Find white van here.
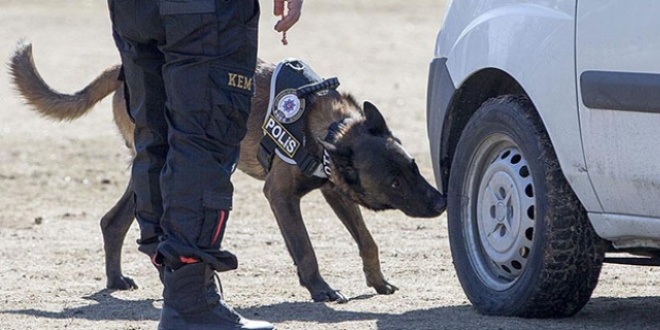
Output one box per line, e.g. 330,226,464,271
427,0,660,318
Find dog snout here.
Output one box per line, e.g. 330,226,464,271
400,188,446,218
421,186,447,217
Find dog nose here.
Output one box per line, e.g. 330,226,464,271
425,187,447,216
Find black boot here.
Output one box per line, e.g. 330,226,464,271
159,263,275,330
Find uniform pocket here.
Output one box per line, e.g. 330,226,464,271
208,91,251,147
207,67,253,147
159,0,215,15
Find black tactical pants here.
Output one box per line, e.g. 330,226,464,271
108,0,259,271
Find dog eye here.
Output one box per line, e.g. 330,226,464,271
391,179,400,189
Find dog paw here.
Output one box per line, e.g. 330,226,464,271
373,281,399,295
312,290,349,304
106,275,138,290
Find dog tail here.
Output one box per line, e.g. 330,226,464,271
8,41,122,121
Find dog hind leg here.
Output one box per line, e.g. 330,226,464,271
100,177,138,290
320,187,398,295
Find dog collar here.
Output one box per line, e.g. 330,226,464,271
312,119,350,178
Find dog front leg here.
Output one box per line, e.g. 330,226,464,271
100,177,138,290
321,187,398,295
263,177,348,303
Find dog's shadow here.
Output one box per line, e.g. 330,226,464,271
1,290,387,323
2,289,161,322
5,292,660,329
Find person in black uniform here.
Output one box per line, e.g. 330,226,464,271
107,0,302,329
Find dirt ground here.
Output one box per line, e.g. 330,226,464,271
2,1,660,329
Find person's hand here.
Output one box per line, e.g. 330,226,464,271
274,0,303,32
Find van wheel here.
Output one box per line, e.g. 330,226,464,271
447,95,606,318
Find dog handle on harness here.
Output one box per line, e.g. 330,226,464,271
296,77,340,98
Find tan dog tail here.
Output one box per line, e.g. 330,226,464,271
8,41,122,121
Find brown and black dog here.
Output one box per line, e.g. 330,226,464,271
9,42,446,303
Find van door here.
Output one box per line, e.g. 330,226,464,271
577,0,660,217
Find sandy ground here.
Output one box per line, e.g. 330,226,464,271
1,1,660,329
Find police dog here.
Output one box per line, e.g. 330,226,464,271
9,43,446,303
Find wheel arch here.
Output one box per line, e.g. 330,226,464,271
439,68,526,195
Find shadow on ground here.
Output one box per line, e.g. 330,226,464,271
2,290,160,322
241,296,660,330
3,292,660,329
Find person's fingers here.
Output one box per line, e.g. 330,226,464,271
274,0,302,32
274,15,299,32
273,0,284,16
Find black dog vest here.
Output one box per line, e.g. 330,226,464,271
257,59,339,177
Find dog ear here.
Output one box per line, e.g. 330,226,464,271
363,101,391,136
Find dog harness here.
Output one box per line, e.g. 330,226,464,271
258,59,340,178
